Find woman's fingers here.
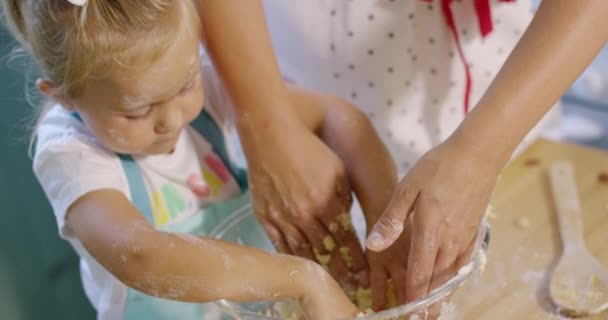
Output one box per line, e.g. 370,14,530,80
260,219,292,254
405,202,440,302
275,219,316,260
428,244,460,292
366,181,418,251
370,265,388,311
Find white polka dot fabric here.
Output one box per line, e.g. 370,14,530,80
264,0,560,174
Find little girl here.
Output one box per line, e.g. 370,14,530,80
1,0,399,319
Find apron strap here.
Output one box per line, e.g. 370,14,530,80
118,154,155,224
420,0,516,114
70,112,155,223
70,109,248,226
190,109,248,191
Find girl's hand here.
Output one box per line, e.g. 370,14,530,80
246,121,369,290
298,261,359,320
366,137,500,302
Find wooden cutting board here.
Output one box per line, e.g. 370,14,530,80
450,139,608,319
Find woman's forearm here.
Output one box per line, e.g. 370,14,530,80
454,0,608,166
197,0,297,138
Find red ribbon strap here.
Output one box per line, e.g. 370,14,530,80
421,0,515,114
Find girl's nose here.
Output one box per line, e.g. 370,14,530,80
154,105,182,134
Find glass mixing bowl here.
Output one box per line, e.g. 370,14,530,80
208,200,490,320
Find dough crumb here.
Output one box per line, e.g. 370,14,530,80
598,172,608,185
355,309,374,317
484,205,497,219
353,280,399,311
337,212,353,231
313,249,331,267
339,247,353,267
515,217,530,229
524,158,541,167
478,250,488,273
355,287,373,311
323,236,336,252
329,222,339,233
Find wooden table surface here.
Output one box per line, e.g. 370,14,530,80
448,139,608,319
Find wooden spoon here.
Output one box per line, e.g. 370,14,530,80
548,161,608,317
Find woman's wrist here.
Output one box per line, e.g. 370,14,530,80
448,84,535,173
447,120,512,175
235,101,309,159
235,106,299,136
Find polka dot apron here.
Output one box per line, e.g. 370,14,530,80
263,0,560,174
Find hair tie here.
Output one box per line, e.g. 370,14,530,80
66,0,87,6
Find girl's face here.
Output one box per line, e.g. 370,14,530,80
66,23,204,155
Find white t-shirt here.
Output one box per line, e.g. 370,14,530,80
264,0,560,173
33,65,242,319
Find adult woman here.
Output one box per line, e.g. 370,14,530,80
197,0,608,308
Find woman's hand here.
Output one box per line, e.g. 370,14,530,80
366,217,412,311
366,137,501,302
246,120,369,290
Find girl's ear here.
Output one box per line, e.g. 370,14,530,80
36,78,76,111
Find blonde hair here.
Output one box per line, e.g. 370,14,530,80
1,0,200,98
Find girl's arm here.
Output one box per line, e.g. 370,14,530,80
197,0,369,287
288,86,401,307
286,87,398,232
66,189,357,320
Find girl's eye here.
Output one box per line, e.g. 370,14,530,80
125,106,152,122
